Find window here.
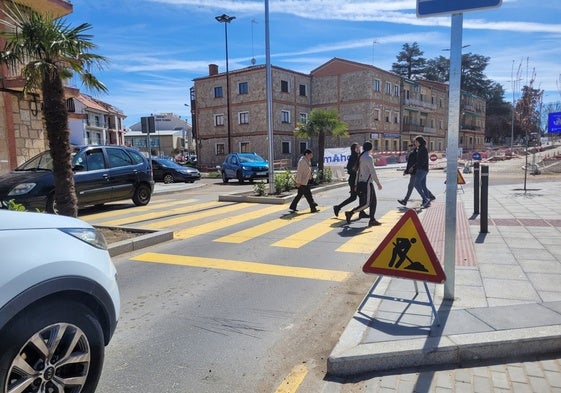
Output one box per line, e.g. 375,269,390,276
385,110,390,123
282,141,291,154
373,109,380,121
299,84,307,97
240,142,250,152
405,89,410,99
281,80,289,93
214,114,224,126
394,113,399,124
238,111,249,124
94,115,101,127
385,82,391,94
394,85,400,97
107,148,133,168
82,149,105,171
214,86,223,98
299,112,308,124
431,96,435,105
439,120,444,129
299,142,308,154
281,110,290,123
216,143,225,155
373,79,381,92
238,82,248,95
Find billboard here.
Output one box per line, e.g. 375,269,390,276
548,112,561,134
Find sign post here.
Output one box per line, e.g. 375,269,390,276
417,0,502,301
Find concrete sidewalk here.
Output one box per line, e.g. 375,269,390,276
328,177,561,376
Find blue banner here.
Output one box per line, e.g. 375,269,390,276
548,112,561,134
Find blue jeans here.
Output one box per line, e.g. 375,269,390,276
414,169,430,203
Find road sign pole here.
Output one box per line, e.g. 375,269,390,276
444,13,463,301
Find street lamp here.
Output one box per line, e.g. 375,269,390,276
216,13,235,154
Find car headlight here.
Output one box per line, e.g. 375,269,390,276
8,183,36,196
242,166,250,171
59,228,108,250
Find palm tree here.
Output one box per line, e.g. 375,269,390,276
0,4,108,217
295,109,348,181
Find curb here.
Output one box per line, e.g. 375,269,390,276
98,225,174,257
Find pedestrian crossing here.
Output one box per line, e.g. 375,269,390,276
80,199,405,254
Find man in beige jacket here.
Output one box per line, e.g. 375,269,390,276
289,149,319,213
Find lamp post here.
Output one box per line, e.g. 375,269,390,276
216,13,235,154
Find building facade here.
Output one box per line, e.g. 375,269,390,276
126,112,192,158
192,57,486,170
0,0,74,174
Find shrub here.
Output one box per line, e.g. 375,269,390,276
253,181,266,196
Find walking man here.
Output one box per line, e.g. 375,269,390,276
413,136,432,208
289,149,319,213
333,142,367,219
344,141,382,227
398,142,435,206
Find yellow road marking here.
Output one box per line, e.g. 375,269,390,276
143,202,255,229
95,200,221,227
272,217,343,248
173,204,289,239
79,199,196,221
274,364,308,393
131,252,350,282
336,210,403,254
215,209,310,244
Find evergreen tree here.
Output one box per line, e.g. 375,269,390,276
391,42,426,79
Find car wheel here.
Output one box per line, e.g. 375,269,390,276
237,171,244,184
0,300,104,393
221,172,229,183
132,184,152,206
163,174,175,184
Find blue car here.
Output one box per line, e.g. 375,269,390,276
220,152,269,183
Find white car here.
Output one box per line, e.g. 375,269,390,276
0,210,120,393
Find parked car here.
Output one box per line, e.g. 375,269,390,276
0,145,154,213
220,152,269,183
0,209,120,392
152,157,201,183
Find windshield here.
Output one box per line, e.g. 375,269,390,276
155,158,184,169
238,154,266,164
16,151,54,171
16,147,82,171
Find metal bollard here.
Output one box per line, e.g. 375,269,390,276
473,162,480,215
480,165,489,233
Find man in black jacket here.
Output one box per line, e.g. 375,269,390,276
398,143,435,206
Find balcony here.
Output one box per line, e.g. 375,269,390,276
17,0,73,18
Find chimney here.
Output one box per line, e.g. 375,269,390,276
209,64,219,76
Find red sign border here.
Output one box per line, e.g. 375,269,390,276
362,209,446,283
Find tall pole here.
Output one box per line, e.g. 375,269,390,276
216,14,235,154
443,12,463,301
265,0,275,193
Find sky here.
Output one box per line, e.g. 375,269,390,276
65,0,561,128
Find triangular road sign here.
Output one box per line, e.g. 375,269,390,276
362,209,446,283
457,169,466,185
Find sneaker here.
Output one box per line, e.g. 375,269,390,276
311,202,318,207
358,211,369,219
368,219,382,227
429,195,436,201
421,200,431,208
333,206,340,217
397,199,407,206
311,208,319,213
289,207,298,213
345,211,353,224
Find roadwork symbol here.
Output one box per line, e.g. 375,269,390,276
362,209,446,283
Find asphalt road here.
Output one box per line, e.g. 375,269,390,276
81,155,559,393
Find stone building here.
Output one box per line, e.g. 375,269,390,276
191,57,487,170
0,0,74,175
